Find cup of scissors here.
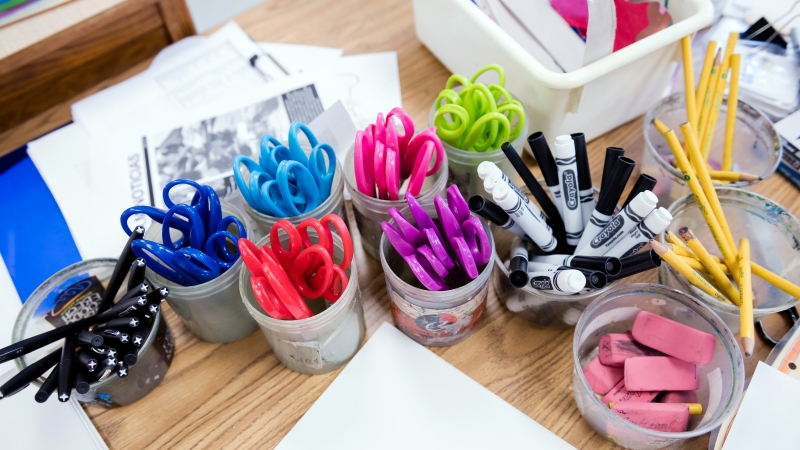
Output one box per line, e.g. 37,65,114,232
121,179,258,343
233,122,345,235
238,214,365,374
344,107,449,259
380,185,495,346
427,64,529,200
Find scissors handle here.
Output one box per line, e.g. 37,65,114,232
354,130,375,197
309,143,336,199
204,231,240,269
462,217,492,266
287,122,316,166
131,240,200,286
163,179,206,210
320,214,353,271
289,245,334,299
162,204,205,251
251,276,293,320
386,107,415,151
387,207,425,248
270,219,303,271
406,141,434,197
172,247,222,284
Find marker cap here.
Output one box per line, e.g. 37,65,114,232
628,190,658,217
483,175,502,195
554,135,575,158
643,207,673,235
492,183,513,207
477,161,502,181
468,195,511,227
528,132,559,187
609,250,661,281
622,173,657,208
601,147,625,191
569,255,622,276
571,132,592,189
560,269,587,293
596,156,635,215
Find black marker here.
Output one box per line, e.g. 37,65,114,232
116,361,129,378
98,225,145,312
508,237,530,288
622,174,657,208
77,351,99,373
527,261,606,289
57,334,77,402
529,132,563,217
117,283,150,305
100,329,131,346
74,370,91,395
120,347,138,366
35,362,60,403
607,249,662,282
94,316,141,332
76,330,104,348
131,327,150,348
0,348,61,399
146,287,169,306
601,147,625,191
127,258,147,291
503,140,566,243
571,132,595,227
575,155,635,253
529,254,621,276
468,195,529,239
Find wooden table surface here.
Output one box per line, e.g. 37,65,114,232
7,0,797,448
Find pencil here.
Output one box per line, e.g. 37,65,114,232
665,230,690,250
697,50,721,141
708,170,760,182
677,255,729,274
654,118,670,135
695,41,717,127
651,240,733,304
722,53,741,171
738,238,755,357
679,226,741,305
702,33,739,160
681,36,697,131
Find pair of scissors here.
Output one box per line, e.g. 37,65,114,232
233,122,337,217
354,107,444,200
120,179,247,286
433,64,526,152
238,214,353,320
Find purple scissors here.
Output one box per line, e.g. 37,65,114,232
434,197,492,278
381,223,448,291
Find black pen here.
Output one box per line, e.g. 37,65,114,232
57,334,77,402
131,327,150,349
34,362,60,403
99,330,131,346
77,351,99,373
74,370,92,395
126,258,147,291
116,361,129,378
120,347,138,366
98,226,145,312
94,316,141,332
0,348,61,399
77,330,104,348
118,283,150,303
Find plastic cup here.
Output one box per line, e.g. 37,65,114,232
13,259,174,408
240,233,365,375
380,201,495,346
573,283,745,450
144,200,258,343
641,92,781,205
493,182,620,329
658,187,800,333
427,94,529,200
239,159,346,237
344,144,448,260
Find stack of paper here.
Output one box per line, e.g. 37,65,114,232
28,21,403,260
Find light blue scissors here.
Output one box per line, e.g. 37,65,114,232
233,122,337,217
120,179,247,286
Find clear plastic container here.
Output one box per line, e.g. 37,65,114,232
239,233,365,375
658,187,800,333
13,259,173,408
144,201,258,343
493,183,619,329
344,144,448,260
427,97,529,200
573,283,745,450
239,160,346,236
380,201,495,346
641,92,781,205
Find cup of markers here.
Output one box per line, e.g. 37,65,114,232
232,122,346,235
344,107,448,259
379,186,495,346
238,214,365,375
473,132,671,328
120,179,258,343
428,64,528,199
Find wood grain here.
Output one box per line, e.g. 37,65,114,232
3,0,796,448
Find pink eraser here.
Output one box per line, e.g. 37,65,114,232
631,311,716,366
601,379,659,404
661,390,697,404
583,357,625,395
611,402,690,432
599,332,661,367
625,356,700,391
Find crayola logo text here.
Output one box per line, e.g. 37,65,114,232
530,276,553,290
562,170,578,210
591,216,624,248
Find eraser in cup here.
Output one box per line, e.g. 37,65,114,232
624,356,700,391
601,379,659,404
631,311,716,366
599,332,661,367
611,402,690,432
583,356,624,395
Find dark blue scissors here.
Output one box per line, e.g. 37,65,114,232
120,180,247,286
233,122,337,217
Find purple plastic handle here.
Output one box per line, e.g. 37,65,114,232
388,207,426,247
381,222,417,257
422,227,455,271
405,192,443,242
434,196,464,241
462,217,492,266
416,244,451,280
446,185,471,224
381,222,447,291
451,237,479,279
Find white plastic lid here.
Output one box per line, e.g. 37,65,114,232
553,135,576,158
643,207,673,234
629,190,659,216
483,175,502,194
561,270,586,293
477,161,502,180
491,183,513,208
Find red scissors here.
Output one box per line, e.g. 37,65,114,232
239,214,353,320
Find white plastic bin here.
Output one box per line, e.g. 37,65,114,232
413,0,714,141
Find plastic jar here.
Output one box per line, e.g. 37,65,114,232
344,144,448,260
13,259,173,408
427,94,529,200
144,200,258,343
641,92,781,206
380,201,495,346
239,160,346,236
573,283,744,450
658,187,800,333
240,232,365,375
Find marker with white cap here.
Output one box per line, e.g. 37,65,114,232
527,261,607,290
492,183,557,252
527,269,586,295
477,161,531,207
604,207,673,258
554,135,583,245
484,175,548,225
577,190,658,257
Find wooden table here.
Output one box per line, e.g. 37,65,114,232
6,0,797,448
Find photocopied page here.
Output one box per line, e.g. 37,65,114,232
277,322,577,450
260,43,344,75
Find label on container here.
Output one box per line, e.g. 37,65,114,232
281,340,324,369
389,289,487,345
41,275,106,328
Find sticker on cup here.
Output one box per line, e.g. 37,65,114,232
389,289,487,345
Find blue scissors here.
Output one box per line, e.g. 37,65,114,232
233,122,337,217
120,179,247,286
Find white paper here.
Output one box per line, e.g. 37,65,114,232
330,52,402,130
276,322,577,450
308,100,358,162
0,257,108,450
485,0,563,73
774,109,800,149
722,362,800,449
260,43,344,75
500,0,585,72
